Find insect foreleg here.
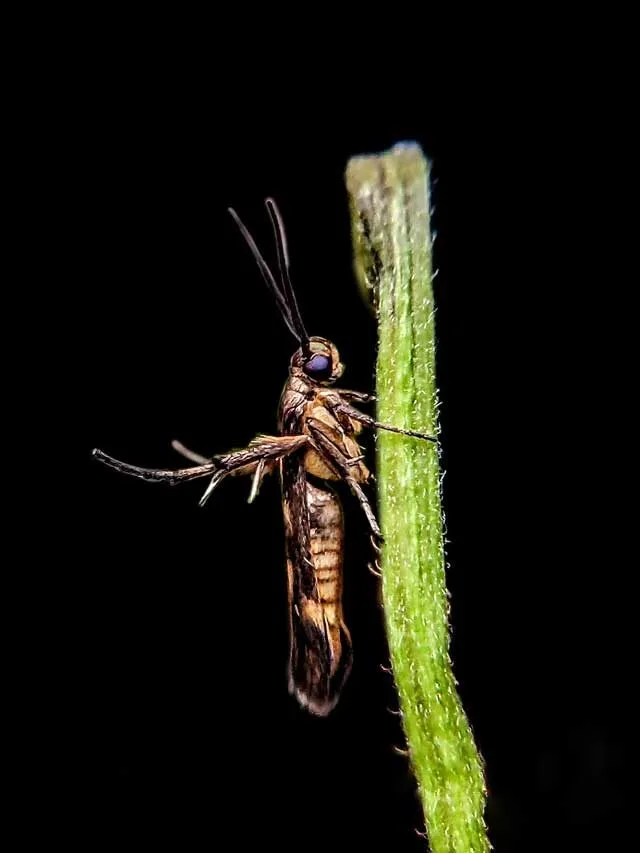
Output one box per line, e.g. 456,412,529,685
307,420,381,540
335,402,437,443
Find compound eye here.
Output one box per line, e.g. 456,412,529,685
304,353,332,380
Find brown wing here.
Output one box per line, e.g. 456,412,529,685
281,455,352,716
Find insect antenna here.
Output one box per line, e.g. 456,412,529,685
228,206,302,344
264,198,309,349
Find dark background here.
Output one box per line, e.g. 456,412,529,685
31,33,629,853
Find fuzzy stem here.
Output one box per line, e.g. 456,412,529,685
345,143,489,852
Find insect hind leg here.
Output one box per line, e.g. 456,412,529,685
198,434,309,506
93,434,308,500
171,440,211,465
92,449,220,484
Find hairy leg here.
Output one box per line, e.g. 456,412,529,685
307,420,381,540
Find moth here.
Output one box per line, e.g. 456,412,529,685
93,199,436,716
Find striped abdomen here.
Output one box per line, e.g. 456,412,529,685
309,480,349,672
288,479,353,716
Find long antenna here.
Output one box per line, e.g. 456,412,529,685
264,198,309,348
228,207,301,343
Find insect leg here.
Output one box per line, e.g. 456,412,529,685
199,434,309,506
92,434,308,499
215,435,308,473
92,449,221,484
338,390,376,404
307,420,381,540
170,439,277,500
247,458,267,504
334,401,437,443
171,440,211,464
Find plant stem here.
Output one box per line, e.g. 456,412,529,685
345,143,489,853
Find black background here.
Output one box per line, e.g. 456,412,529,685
30,30,630,853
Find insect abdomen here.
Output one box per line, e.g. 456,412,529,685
289,480,352,716
311,480,342,585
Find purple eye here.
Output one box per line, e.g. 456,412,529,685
304,353,332,379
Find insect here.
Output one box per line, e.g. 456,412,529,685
93,198,436,715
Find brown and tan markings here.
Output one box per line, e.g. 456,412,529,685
93,198,436,716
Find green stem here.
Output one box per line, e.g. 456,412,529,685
346,143,489,852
